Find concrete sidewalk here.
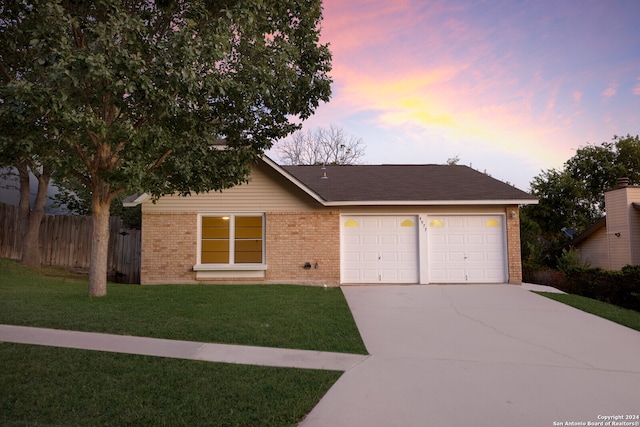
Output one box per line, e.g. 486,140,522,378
300,285,640,427
0,324,368,371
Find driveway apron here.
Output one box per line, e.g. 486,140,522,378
300,285,640,427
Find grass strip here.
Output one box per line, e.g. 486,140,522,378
1,343,341,427
0,259,367,354
536,292,640,332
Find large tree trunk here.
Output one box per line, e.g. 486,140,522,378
88,180,114,297
16,160,31,245
21,165,52,267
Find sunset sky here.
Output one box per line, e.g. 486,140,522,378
269,0,640,191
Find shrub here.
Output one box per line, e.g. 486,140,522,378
562,266,640,312
526,263,640,312
556,247,589,274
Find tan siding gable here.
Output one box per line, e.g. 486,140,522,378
576,226,610,269
143,162,325,213
605,187,632,269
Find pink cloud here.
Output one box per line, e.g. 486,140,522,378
313,0,634,175
573,91,583,102
633,78,640,96
602,85,617,98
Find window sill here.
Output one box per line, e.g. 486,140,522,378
193,264,267,280
193,264,267,271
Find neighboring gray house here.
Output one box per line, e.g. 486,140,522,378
0,167,69,215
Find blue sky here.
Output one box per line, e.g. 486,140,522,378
268,0,640,191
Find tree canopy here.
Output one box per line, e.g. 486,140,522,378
522,134,640,267
0,0,332,295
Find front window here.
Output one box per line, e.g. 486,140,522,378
201,215,264,265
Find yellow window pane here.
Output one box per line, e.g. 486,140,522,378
202,240,229,252
235,251,262,263
202,227,229,239
202,217,230,227
235,227,262,239
201,251,229,263
235,216,262,227
235,239,262,252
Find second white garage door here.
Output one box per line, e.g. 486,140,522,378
342,216,418,284
428,215,506,283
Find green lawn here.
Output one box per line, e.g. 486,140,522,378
0,258,366,354
536,292,640,332
1,344,341,426
0,258,366,426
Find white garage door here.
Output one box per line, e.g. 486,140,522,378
428,215,506,283
342,216,418,283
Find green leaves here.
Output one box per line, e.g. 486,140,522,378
526,134,640,239
2,0,332,294
4,0,332,192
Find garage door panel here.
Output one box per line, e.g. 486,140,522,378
447,269,467,281
428,215,506,283
430,235,446,245
430,252,446,262
361,269,381,281
485,235,502,244
343,235,360,245
447,235,464,245
467,234,484,245
486,269,505,280
448,252,466,262
399,252,417,262
362,235,379,245
380,217,398,228
430,269,446,281
467,269,486,281
466,252,484,263
343,252,361,262
362,252,379,262
486,251,503,262
342,216,418,284
466,217,483,227
448,217,465,227
380,252,398,262
399,235,415,245
381,235,398,245
380,269,398,281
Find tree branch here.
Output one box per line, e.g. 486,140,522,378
147,149,173,172
71,24,86,48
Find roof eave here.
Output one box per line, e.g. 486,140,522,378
322,199,539,207
122,193,151,207
261,156,328,205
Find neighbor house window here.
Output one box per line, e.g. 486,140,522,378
201,215,264,264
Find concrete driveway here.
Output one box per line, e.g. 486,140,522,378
300,285,640,427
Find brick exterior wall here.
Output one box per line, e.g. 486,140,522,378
265,212,341,286
141,211,340,285
141,212,198,284
505,205,522,284
142,209,522,286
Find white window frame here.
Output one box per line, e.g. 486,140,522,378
194,213,267,276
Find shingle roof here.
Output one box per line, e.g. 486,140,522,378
280,164,535,203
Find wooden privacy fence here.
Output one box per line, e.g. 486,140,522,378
0,202,141,284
